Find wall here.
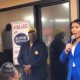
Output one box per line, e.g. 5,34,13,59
70,0,78,21
0,0,39,9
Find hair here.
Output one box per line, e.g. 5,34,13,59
0,62,17,80
6,23,12,31
71,18,80,26
70,18,80,36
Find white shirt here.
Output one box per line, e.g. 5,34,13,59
71,45,76,67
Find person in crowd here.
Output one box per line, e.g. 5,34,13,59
50,32,67,80
18,27,48,80
0,62,20,80
60,18,80,80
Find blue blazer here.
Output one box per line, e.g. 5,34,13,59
60,41,80,80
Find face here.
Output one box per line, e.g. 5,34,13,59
10,69,20,80
71,22,80,39
28,31,37,42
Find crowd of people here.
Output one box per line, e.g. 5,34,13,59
0,18,80,80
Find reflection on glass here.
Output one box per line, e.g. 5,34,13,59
0,6,34,29
24,15,34,26
0,6,34,50
63,2,69,8
41,2,70,80
41,2,70,47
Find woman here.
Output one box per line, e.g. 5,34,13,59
60,18,80,80
0,62,20,80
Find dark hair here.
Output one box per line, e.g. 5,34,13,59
6,23,11,31
70,18,80,36
0,62,16,74
71,18,80,26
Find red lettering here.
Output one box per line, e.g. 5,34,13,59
13,23,28,29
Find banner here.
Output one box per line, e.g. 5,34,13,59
11,20,31,65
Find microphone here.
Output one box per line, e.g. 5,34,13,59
70,35,75,44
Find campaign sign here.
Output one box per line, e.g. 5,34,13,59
11,20,30,65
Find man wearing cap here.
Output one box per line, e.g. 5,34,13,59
18,27,48,80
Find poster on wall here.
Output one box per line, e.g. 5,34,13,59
11,20,31,65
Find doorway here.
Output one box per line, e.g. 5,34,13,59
41,2,70,80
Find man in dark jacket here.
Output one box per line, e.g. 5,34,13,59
18,27,48,80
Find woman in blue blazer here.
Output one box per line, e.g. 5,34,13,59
60,18,80,80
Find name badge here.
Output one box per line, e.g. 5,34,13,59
35,51,39,55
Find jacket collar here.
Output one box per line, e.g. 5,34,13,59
74,41,80,56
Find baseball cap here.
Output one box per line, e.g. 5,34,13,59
28,27,36,33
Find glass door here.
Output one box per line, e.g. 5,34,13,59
41,2,70,80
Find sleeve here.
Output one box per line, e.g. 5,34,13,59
30,43,48,68
59,50,68,63
59,40,70,63
17,44,24,67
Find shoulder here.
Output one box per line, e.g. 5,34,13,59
38,40,47,48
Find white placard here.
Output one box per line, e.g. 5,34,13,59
11,20,31,65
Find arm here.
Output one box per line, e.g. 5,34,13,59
17,44,24,67
59,43,72,63
59,50,68,63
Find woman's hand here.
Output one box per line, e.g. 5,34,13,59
65,43,72,54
